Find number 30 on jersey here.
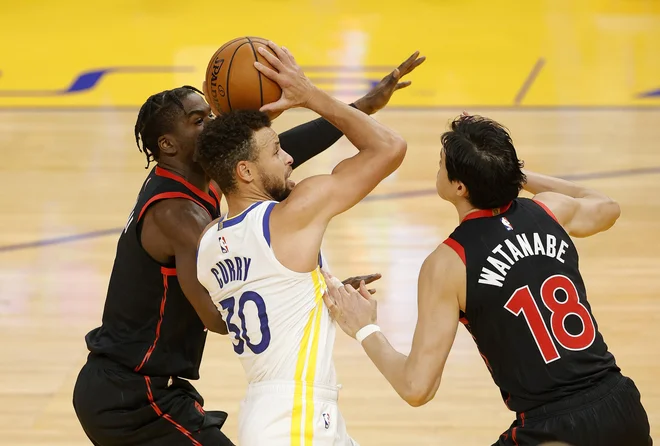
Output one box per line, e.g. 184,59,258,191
504,275,596,363
220,292,271,355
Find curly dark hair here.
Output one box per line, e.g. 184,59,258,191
441,115,526,209
134,86,203,168
195,110,271,193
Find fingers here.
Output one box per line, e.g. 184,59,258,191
368,289,377,295
361,273,382,285
321,269,343,299
257,46,285,72
322,290,336,312
321,269,336,287
358,280,372,299
339,283,353,300
390,67,401,82
259,98,290,114
281,46,296,65
267,41,291,67
409,55,426,71
398,51,420,71
398,52,426,76
254,61,280,82
394,81,412,91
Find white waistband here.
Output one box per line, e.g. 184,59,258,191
247,380,341,402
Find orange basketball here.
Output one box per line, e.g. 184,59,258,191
204,37,282,116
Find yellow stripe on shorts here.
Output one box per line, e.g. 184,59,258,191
304,269,326,445
290,268,326,446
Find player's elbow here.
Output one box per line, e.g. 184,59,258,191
603,199,621,227
402,378,440,407
570,198,621,238
403,389,435,407
201,313,229,335
207,321,229,335
593,199,621,234
387,135,407,169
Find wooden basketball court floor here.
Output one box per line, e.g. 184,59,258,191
0,108,657,445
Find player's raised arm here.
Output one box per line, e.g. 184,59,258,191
255,41,408,225
523,170,621,238
278,50,425,170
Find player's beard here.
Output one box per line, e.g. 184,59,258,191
261,171,292,202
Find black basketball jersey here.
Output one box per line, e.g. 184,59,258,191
444,198,619,413
85,166,222,379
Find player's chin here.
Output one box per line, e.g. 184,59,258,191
286,179,296,189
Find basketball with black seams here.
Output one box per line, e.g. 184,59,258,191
204,37,282,116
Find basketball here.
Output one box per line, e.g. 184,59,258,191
204,37,282,116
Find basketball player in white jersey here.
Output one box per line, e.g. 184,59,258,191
195,41,412,445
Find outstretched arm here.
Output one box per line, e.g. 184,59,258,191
253,41,408,272
322,244,462,407
279,51,425,170
524,170,621,238
279,117,344,169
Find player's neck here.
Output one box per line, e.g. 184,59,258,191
157,161,209,192
224,191,271,219
455,200,479,223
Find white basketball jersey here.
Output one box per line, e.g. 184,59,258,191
197,200,336,387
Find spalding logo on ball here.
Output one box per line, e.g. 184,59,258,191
204,37,282,116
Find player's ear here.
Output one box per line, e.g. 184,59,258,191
236,160,254,184
455,180,468,199
158,135,177,156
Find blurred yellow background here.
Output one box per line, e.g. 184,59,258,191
0,0,658,108
0,1,659,445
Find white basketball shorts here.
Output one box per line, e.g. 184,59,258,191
237,380,359,446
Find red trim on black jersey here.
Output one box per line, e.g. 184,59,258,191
161,266,177,276
144,376,203,446
209,183,221,205
135,271,170,373
510,413,525,445
155,167,216,208
532,199,560,223
480,352,494,373
443,237,466,265
462,201,513,222
137,192,212,223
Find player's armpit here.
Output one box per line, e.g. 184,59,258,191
533,191,621,238
151,199,228,335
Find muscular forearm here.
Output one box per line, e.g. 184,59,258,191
523,170,604,199
361,333,417,404
279,117,343,169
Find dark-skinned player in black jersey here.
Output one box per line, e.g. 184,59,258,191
323,114,652,446
72,52,425,446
